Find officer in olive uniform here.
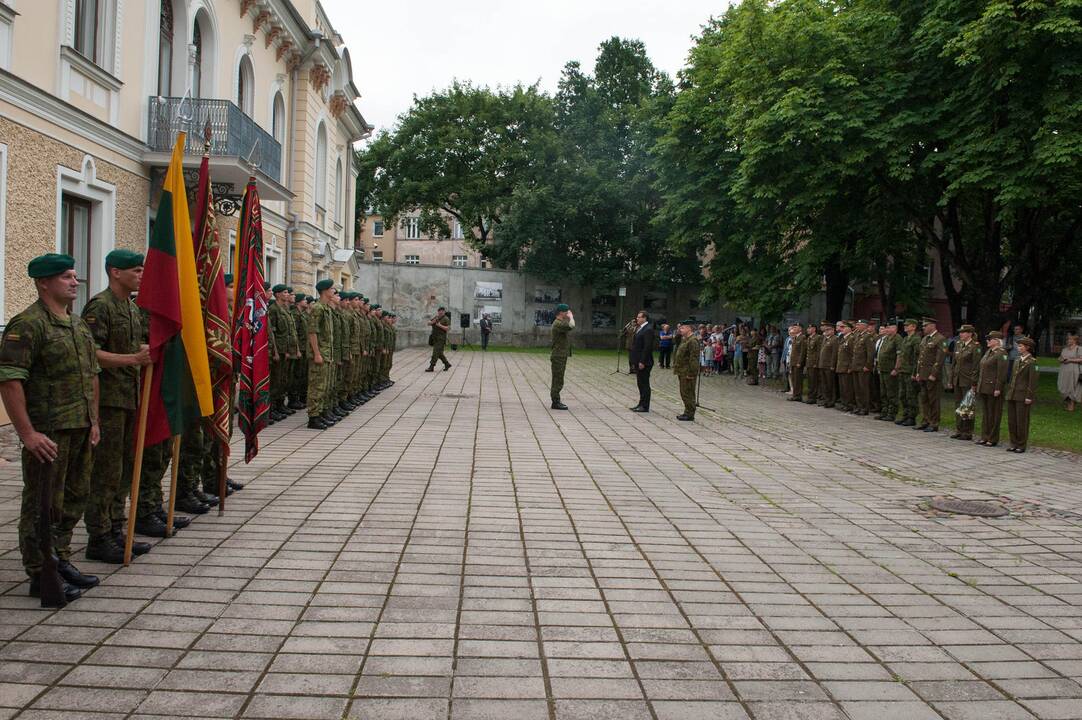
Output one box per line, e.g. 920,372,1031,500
349,295,368,405
306,279,337,429
835,321,854,411
369,304,384,392
868,320,882,413
850,319,872,415
875,320,900,421
385,312,398,386
0,254,101,605
673,319,699,421
817,322,838,407
1006,337,1038,452
896,319,921,425
268,284,299,422
914,317,948,431
550,303,574,409
804,323,821,405
290,293,309,407
82,251,162,564
977,331,1009,446
949,324,981,440
427,307,452,372
786,323,806,401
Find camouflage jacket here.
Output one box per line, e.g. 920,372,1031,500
82,288,142,409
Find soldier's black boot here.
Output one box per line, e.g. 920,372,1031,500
226,479,245,491
322,413,338,426
113,530,151,556
551,401,568,410
86,535,126,564
194,489,219,507
175,494,210,514
29,577,81,606
153,508,191,529
58,560,99,589
443,362,451,371
288,399,306,410
307,416,329,430
425,365,435,372
135,513,170,538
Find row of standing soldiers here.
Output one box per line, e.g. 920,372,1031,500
264,280,398,431
785,317,1040,452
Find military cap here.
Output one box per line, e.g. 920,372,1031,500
841,320,854,328
361,296,369,303
272,283,288,294
224,273,234,285
1017,336,1036,350
904,318,919,326
922,316,937,324
987,330,1004,339
28,253,76,278
856,318,868,325
294,292,306,303
262,281,270,290
315,278,334,292
819,320,832,327
105,248,144,269
387,312,396,318
678,318,695,327
556,303,570,313
958,324,975,334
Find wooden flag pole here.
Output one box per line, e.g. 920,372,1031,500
218,442,228,516
124,363,154,567
165,436,181,538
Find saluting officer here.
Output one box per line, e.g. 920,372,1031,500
977,331,1009,447
0,254,101,605
1006,337,1038,453
673,319,700,421
914,317,948,432
550,304,575,410
949,324,981,440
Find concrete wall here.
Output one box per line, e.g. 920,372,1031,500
351,262,738,349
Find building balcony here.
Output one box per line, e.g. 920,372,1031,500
144,97,292,205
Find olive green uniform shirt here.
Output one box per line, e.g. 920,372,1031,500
673,335,699,377
550,318,573,358
951,339,981,387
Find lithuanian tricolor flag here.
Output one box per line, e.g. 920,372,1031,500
137,132,213,446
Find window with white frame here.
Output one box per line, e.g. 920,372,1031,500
315,122,328,212
372,220,384,237
335,159,344,224
452,219,464,239
61,195,93,312
480,258,488,269
452,255,467,268
57,158,115,315
372,249,383,263
404,254,420,265
237,54,255,117
157,0,172,96
272,92,286,163
265,254,278,286
401,216,420,239
0,3,14,71
74,0,102,64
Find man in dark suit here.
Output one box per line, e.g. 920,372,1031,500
629,310,656,412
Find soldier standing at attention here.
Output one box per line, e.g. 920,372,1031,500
786,323,806,401
835,321,854,412
868,319,882,414
82,251,162,564
977,331,1009,447
875,320,900,422
914,317,948,432
0,254,101,604
306,279,336,429
350,295,369,405
427,306,452,372
290,293,309,408
804,323,821,405
949,324,981,440
817,322,838,407
369,304,384,391
674,319,700,421
1006,336,1038,453
268,284,299,422
896,319,921,426
329,290,347,420
385,312,398,386
550,304,575,410
850,319,871,416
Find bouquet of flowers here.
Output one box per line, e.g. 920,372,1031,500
956,388,976,420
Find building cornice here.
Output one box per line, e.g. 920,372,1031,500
0,68,146,162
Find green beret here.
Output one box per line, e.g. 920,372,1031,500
28,253,75,279
262,281,271,290
362,296,369,303
315,279,334,292
678,318,696,327
105,249,144,270
286,286,293,293
371,304,381,310
294,292,306,303
272,283,288,294
305,295,315,304
224,273,234,285
555,303,570,313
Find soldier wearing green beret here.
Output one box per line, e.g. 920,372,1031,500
290,293,309,408
0,254,101,605
914,317,948,432
673,319,699,420
427,307,452,372
550,304,574,410
347,295,367,405
364,299,380,397
949,324,981,440
333,291,352,415
81,250,164,563
384,312,398,386
875,320,901,422
267,284,298,423
306,280,336,429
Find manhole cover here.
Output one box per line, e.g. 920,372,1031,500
928,498,1008,517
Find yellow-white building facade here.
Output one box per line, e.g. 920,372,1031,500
0,0,370,321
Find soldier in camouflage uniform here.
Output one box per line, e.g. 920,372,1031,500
427,307,452,372
0,254,101,603
550,304,574,410
875,320,900,422
82,251,160,563
290,293,309,407
369,304,385,391
350,295,369,404
306,279,337,429
673,319,699,421
385,312,398,386
896,319,921,426
337,292,354,412
268,284,299,423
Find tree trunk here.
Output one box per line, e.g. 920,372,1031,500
823,256,848,323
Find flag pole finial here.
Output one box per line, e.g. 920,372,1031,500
244,140,261,178
202,114,213,155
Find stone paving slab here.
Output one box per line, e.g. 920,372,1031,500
0,347,1081,719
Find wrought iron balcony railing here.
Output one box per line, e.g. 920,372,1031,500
147,97,282,183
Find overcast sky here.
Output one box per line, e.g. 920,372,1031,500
321,0,728,138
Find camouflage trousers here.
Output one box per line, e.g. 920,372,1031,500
307,361,331,417
430,341,449,369
900,376,920,420
551,357,567,403
879,371,899,420
137,439,169,520
178,423,222,497
290,357,308,403
349,354,363,394
339,360,351,402
270,357,289,406
19,427,91,577
679,376,696,417
85,406,135,540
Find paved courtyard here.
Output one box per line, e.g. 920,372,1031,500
1,347,1081,720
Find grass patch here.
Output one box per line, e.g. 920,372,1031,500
450,344,619,357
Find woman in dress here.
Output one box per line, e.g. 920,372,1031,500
1057,332,1082,411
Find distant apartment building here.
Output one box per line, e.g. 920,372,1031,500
357,210,489,268
0,0,371,321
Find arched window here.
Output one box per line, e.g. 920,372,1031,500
315,122,327,211
237,54,254,116
335,159,343,223
191,20,202,97
157,0,173,96
272,91,286,163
